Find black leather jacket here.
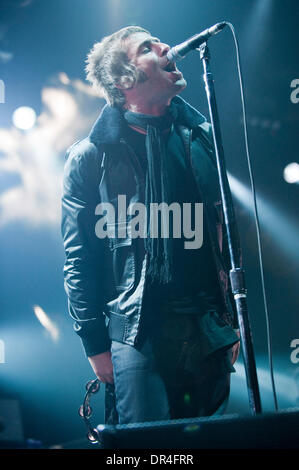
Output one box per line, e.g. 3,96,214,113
61,96,241,357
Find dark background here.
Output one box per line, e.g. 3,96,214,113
0,0,298,446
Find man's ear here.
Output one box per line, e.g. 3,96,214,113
116,75,135,90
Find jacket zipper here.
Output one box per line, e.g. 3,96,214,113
119,137,148,345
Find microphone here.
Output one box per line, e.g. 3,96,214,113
166,22,227,62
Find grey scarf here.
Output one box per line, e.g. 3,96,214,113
124,106,178,287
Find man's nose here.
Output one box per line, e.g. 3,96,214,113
156,42,170,57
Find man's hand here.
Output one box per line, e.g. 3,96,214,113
88,350,114,384
231,329,240,365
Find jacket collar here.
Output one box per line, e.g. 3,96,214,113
89,96,206,147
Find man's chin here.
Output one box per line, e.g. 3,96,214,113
174,77,187,91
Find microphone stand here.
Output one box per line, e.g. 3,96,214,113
198,42,262,414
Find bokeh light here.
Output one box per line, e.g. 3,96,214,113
283,162,299,184
12,106,37,130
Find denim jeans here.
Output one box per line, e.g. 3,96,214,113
111,338,171,424
111,330,232,424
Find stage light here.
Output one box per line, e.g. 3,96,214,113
33,305,59,342
0,129,15,152
228,173,299,260
59,72,70,85
283,162,299,184
12,106,37,130
238,0,273,67
234,362,298,405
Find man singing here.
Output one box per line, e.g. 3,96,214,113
61,26,240,424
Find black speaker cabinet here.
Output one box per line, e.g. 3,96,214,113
97,408,299,449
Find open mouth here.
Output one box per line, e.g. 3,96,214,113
163,61,177,72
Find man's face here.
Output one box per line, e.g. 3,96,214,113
123,32,187,107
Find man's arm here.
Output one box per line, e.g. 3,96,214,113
61,140,112,362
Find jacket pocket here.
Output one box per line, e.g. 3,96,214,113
107,222,135,292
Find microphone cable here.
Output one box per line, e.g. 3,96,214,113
223,21,278,411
